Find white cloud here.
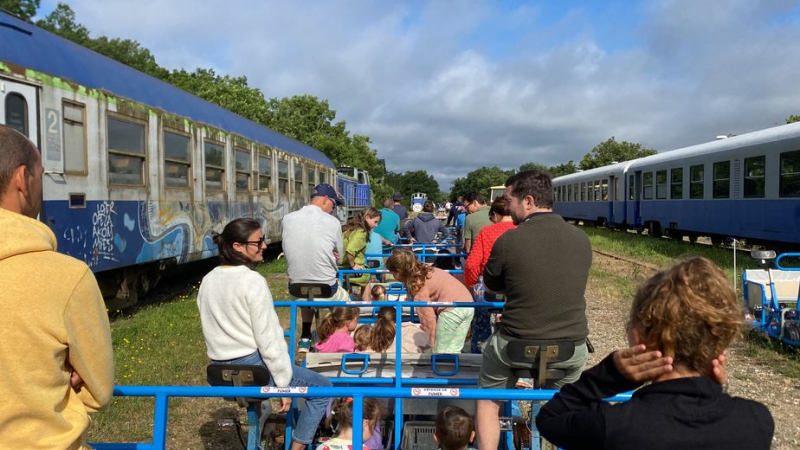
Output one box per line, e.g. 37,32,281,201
56,0,800,189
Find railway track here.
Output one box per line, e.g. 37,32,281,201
591,249,661,272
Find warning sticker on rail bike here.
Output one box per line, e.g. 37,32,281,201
426,302,451,306
347,302,371,306
260,387,308,394
411,388,460,397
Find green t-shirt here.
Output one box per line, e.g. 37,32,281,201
464,206,492,241
340,229,367,268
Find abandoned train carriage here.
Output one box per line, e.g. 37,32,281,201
0,11,339,307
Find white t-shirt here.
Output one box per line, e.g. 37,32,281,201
197,265,293,387
281,204,343,285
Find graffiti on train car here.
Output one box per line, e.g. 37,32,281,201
46,197,300,273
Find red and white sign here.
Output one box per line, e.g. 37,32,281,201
260,387,308,394
410,388,460,397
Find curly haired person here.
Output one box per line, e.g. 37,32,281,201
536,257,774,450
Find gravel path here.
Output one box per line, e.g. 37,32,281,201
587,253,800,449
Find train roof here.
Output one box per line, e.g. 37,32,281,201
626,121,800,169
0,11,334,167
553,161,632,184
554,121,800,183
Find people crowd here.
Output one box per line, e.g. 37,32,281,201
0,123,773,450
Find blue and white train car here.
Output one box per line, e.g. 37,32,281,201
552,162,631,228
0,11,338,306
553,123,800,246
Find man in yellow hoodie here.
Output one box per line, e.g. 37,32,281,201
0,124,114,449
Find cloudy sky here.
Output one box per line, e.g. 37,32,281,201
37,0,800,189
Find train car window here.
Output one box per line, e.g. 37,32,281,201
574,183,580,201
258,154,271,191
690,165,704,199
319,170,327,185
63,101,86,174
713,161,730,199
656,170,667,199
670,168,683,199
642,172,653,199
743,156,765,198
5,93,27,135
235,148,251,192
579,182,585,201
593,180,600,201
204,141,225,191
567,184,572,202
164,131,190,188
614,179,620,201
628,176,634,200
601,180,608,201
308,167,316,192
294,163,304,197
779,150,800,197
107,116,146,186
278,160,289,194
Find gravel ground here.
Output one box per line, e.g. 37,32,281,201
587,253,800,449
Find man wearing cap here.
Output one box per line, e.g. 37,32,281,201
281,183,351,353
391,191,408,221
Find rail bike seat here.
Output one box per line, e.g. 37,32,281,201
506,339,578,389
206,363,271,408
289,283,334,300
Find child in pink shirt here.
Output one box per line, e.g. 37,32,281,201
316,307,359,353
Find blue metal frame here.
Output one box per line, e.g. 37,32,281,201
90,384,632,450
742,253,800,347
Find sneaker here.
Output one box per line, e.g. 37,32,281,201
298,338,313,354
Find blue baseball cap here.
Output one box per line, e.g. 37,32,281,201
311,184,344,206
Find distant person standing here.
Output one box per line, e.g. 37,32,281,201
0,124,114,449
404,200,447,244
391,192,408,221
462,192,491,253
446,196,464,226
374,198,401,245
282,183,351,353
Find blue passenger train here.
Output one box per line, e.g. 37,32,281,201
0,11,370,307
552,123,800,246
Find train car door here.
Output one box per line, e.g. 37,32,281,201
608,175,617,225
632,171,642,228
0,78,39,147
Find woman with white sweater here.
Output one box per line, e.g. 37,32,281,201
198,218,331,450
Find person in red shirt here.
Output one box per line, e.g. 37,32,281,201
463,196,516,353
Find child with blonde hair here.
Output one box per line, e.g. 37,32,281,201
353,325,374,352
321,398,386,450
537,257,774,449
316,307,359,353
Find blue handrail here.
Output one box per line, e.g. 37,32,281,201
91,385,633,450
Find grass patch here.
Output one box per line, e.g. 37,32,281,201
742,330,800,379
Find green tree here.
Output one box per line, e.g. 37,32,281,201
36,3,90,44
786,114,800,124
580,137,657,170
400,170,440,200
90,37,169,79
450,166,514,200
548,160,577,178
167,68,270,123
518,161,549,174
1,0,39,19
